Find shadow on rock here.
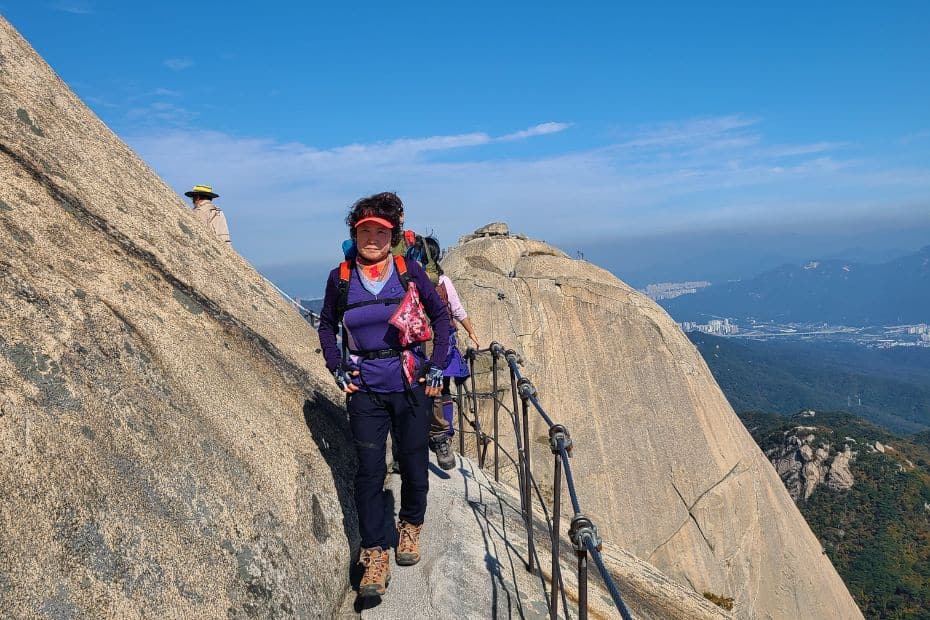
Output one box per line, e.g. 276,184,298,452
428,462,451,480
302,392,359,572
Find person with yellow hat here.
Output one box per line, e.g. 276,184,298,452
184,184,231,245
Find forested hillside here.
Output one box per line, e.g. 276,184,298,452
741,411,930,618
691,334,930,433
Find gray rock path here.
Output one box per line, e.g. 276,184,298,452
335,449,728,619
337,451,552,618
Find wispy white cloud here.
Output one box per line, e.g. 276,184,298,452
760,142,848,158
163,58,194,71
345,132,491,157
49,0,94,14
618,115,758,149
328,122,573,159
126,116,930,271
499,122,572,142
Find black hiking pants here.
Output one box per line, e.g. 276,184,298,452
348,385,432,550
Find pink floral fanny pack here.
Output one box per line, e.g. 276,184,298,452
389,281,432,385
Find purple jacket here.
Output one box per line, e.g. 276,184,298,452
317,258,451,393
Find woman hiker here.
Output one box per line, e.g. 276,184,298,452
317,192,451,597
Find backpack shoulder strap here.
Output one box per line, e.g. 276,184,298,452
335,260,353,323
393,255,413,290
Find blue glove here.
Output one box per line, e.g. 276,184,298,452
423,365,444,390
333,364,356,391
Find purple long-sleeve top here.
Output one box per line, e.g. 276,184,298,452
318,258,451,393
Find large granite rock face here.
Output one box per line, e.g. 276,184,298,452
443,227,862,619
0,18,355,618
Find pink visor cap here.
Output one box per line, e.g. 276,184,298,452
354,216,394,229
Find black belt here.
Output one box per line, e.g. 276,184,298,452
349,347,410,360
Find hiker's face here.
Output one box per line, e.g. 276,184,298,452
356,223,392,262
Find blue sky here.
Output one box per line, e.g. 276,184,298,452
4,2,930,293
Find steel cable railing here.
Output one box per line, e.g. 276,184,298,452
456,342,635,620
263,276,321,327
455,388,573,617
560,444,634,620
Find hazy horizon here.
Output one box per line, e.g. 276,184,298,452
260,221,930,299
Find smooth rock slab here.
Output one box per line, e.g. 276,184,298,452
443,230,862,619
0,17,353,618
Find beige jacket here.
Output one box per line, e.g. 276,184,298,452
192,200,231,245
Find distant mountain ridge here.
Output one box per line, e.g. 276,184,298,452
662,245,930,325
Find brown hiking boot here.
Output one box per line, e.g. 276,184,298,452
395,520,422,566
358,547,390,596
431,436,456,471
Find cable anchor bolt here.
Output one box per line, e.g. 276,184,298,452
517,377,537,399
549,424,573,456
569,514,602,552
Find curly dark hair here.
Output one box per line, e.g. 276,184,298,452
346,191,404,246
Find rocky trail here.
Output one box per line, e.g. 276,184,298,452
336,450,728,619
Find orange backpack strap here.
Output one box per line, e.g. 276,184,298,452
393,255,414,291
393,255,408,276
339,260,352,282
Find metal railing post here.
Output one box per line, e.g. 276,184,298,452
578,549,588,620
491,345,500,482
518,377,540,574
570,514,600,620
507,352,525,518
477,424,485,468
551,456,563,620
521,391,535,574
548,425,571,620
468,351,478,415
456,381,465,455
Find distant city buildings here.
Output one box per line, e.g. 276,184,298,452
909,324,930,343
681,318,740,335
643,281,711,301
679,319,930,348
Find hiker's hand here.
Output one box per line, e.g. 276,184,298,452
333,365,360,393
419,365,444,397
468,331,480,349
